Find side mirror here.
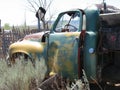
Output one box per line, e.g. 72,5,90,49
36,7,46,21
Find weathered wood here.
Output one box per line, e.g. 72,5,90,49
0,28,38,59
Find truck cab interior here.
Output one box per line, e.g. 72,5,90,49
54,11,81,32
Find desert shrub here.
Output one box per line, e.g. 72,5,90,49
0,58,47,90
0,58,86,90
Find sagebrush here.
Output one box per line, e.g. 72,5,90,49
0,58,47,90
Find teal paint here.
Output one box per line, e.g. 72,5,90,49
84,32,98,81
83,6,99,81
9,6,102,82
48,33,79,79
85,5,99,32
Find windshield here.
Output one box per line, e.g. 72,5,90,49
55,11,80,32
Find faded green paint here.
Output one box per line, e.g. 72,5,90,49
84,32,98,81
47,32,80,79
83,6,99,81
8,6,100,81
46,6,100,80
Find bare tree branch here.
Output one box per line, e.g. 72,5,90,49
25,6,36,13
26,0,54,12
40,0,44,7
32,0,40,8
26,0,55,29
38,0,42,7
27,0,37,12
46,0,54,11
44,0,47,8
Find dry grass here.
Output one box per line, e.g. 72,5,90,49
0,58,85,90
0,58,47,90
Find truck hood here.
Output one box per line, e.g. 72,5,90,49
23,31,49,42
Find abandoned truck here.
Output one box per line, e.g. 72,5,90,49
8,5,120,89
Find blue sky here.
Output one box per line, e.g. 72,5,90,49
0,0,119,26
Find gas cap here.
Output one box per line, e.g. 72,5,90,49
89,48,94,54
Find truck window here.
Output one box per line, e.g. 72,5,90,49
55,11,80,32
